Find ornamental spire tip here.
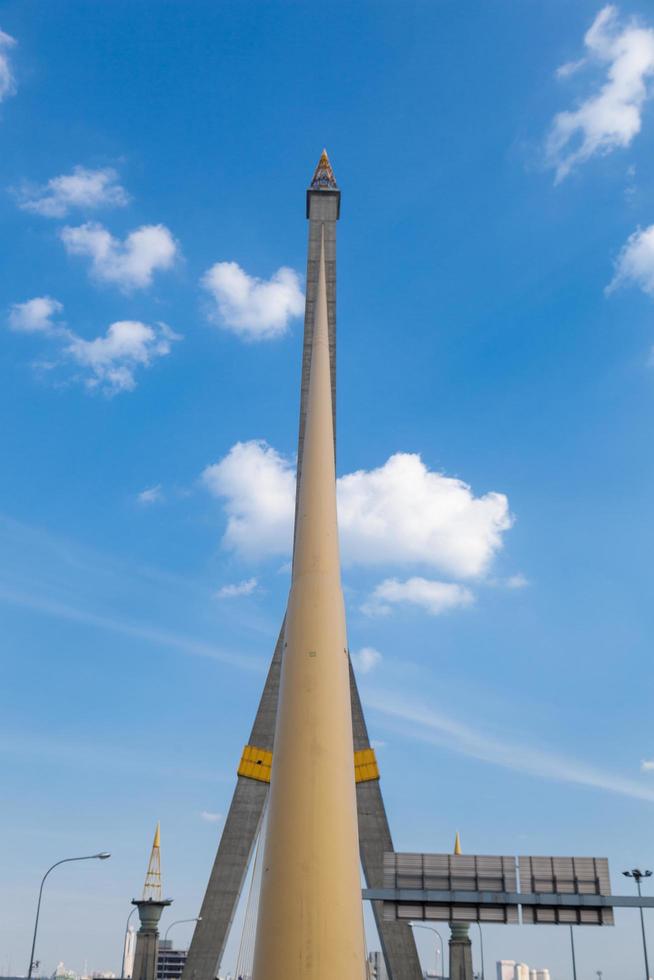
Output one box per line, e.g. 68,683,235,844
310,149,338,190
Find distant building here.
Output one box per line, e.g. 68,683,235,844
496,962,550,980
156,942,187,980
52,964,77,980
367,952,388,980
123,928,137,980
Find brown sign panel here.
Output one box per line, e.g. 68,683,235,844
519,856,614,926
381,853,614,927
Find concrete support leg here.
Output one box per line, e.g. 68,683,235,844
350,663,423,980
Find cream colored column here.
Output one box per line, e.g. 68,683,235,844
251,231,366,980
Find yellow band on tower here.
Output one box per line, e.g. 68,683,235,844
237,744,379,784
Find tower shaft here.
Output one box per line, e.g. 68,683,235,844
181,154,422,980
251,234,366,980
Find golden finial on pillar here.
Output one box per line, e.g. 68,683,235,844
143,822,162,900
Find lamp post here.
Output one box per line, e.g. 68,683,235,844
475,922,485,980
164,918,202,945
569,925,578,980
27,853,111,979
121,906,138,979
410,922,445,979
623,868,652,980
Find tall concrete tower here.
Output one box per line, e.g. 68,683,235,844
251,225,366,980
131,824,172,980
182,152,421,980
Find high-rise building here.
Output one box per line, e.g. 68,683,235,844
156,943,187,980
123,929,136,980
496,963,549,980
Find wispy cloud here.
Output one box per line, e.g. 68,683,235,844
0,29,17,104
0,585,261,672
200,810,223,823
641,760,654,772
366,690,654,803
361,577,474,617
215,577,259,599
16,166,129,218
351,646,382,674
608,223,654,296
61,222,178,291
201,261,304,340
138,485,164,505
8,296,63,333
546,5,654,181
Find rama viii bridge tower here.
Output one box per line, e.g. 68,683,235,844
181,152,422,980
131,823,172,980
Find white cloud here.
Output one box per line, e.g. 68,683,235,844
138,485,163,505
8,296,63,333
0,29,16,103
338,453,511,576
362,577,474,617
200,810,223,823
201,261,304,340
202,441,296,560
641,760,654,772
60,222,178,290
608,223,654,295
546,5,654,181
7,300,181,394
65,320,180,393
16,166,129,218
202,441,512,576
367,690,654,803
506,573,529,589
351,646,382,674
215,577,259,599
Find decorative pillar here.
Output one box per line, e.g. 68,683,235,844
448,922,473,980
131,824,172,980
448,832,473,980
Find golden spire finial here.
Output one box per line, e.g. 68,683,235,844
310,149,338,190
143,822,162,900
454,831,462,856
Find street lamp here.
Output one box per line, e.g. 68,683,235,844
475,922,485,980
410,922,445,979
569,925,578,980
623,868,652,980
27,853,111,979
164,918,202,945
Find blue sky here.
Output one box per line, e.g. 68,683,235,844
2,2,654,978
